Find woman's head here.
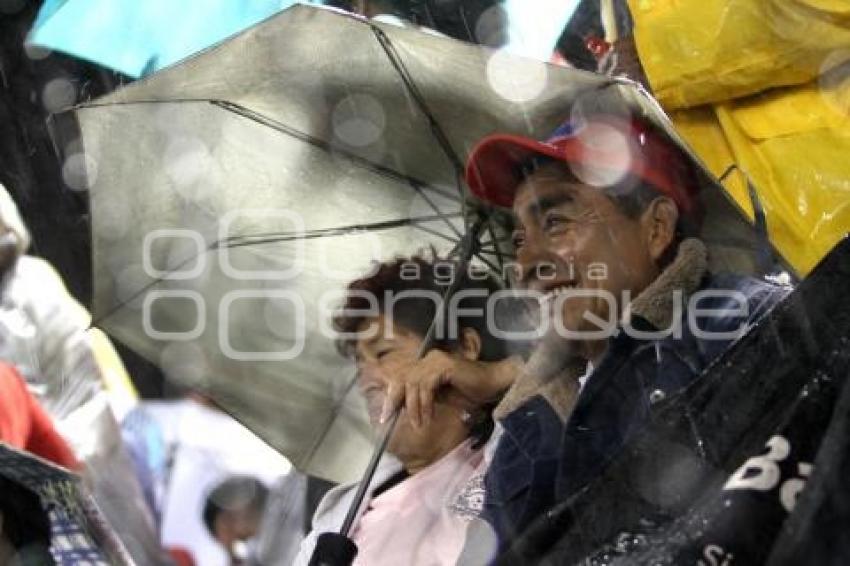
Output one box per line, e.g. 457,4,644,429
334,254,507,468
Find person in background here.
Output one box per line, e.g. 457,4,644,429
294,254,520,565
203,476,270,566
0,362,78,469
122,391,294,566
0,182,167,564
247,470,309,566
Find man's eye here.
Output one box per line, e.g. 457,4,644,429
376,349,392,360
543,214,570,231
512,232,526,249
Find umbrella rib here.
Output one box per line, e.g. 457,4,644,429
218,212,463,249
208,100,462,205
485,220,506,269
369,25,472,234
213,99,469,241
369,25,466,197
474,252,503,276
406,180,463,239
78,98,463,204
92,214,462,326
411,223,462,245
92,213,460,326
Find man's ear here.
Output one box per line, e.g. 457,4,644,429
641,196,679,264
459,328,482,361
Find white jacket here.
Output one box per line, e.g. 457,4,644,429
293,454,404,566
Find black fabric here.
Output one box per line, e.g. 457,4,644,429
484,272,787,555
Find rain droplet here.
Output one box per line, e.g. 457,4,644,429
163,136,216,199
474,5,510,48
332,94,387,148
61,153,98,192
23,39,51,61
41,77,76,113
486,49,547,104
570,122,634,188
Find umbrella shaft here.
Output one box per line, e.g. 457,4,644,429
340,409,401,536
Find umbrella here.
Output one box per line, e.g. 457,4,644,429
54,4,782,486
28,0,578,80
496,235,850,564
0,443,132,565
28,0,317,78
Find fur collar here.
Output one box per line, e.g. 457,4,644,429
493,238,709,422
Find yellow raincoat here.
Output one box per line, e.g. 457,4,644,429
627,0,850,274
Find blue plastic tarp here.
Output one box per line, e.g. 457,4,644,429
29,0,314,78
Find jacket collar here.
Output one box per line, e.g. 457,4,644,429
494,238,709,423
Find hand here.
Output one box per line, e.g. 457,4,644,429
380,351,521,428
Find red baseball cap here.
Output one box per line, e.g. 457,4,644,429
464,115,701,218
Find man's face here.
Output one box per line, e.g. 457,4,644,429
512,163,659,343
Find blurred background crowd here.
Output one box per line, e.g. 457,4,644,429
0,0,847,565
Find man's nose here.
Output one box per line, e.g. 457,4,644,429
516,235,559,288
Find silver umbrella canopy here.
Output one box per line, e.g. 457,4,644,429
63,5,782,484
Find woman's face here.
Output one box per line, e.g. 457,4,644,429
354,316,470,466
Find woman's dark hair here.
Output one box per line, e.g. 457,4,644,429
0,476,55,565
334,253,507,361
335,253,509,446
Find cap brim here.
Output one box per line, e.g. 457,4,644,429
465,134,566,208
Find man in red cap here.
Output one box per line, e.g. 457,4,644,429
382,113,789,558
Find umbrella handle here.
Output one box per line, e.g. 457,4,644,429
308,533,359,566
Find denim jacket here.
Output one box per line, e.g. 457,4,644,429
480,268,789,551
